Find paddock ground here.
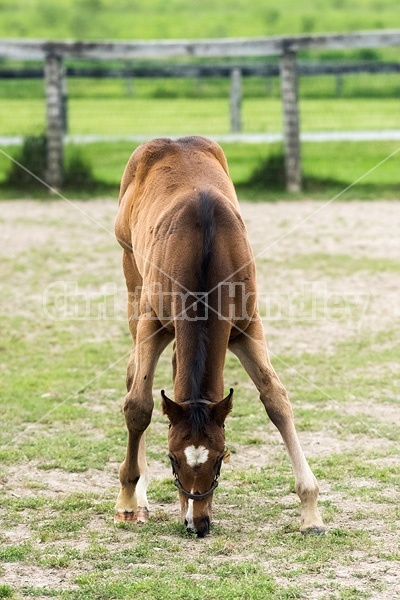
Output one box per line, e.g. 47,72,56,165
1,198,399,599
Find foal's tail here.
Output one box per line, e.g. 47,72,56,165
189,191,215,405
197,190,215,315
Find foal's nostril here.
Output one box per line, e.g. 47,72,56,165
196,516,211,538
205,516,210,533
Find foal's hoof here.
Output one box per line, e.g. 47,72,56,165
114,510,137,524
301,526,326,536
136,507,149,523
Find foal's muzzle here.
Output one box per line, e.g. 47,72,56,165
193,515,210,538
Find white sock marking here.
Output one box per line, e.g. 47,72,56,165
186,497,194,529
184,445,209,468
135,474,149,508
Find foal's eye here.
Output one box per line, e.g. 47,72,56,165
169,453,180,467
183,434,191,442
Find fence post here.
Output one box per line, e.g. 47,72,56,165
279,50,301,193
230,67,242,133
44,52,64,189
61,63,68,133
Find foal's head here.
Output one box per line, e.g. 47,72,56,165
161,389,233,537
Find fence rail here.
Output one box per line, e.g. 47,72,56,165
1,30,400,59
1,61,400,79
1,30,400,191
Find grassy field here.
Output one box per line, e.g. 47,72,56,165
0,84,399,199
0,198,399,599
1,96,400,138
0,0,399,62
83,139,400,195
2,139,400,201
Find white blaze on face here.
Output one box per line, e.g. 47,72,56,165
184,445,209,468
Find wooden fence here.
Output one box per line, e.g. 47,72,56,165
3,60,399,136
1,30,400,191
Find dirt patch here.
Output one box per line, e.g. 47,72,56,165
3,465,117,498
0,198,117,258
240,200,400,355
241,200,400,261
1,563,78,593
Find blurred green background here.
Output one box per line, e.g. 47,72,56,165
0,0,399,198
0,0,399,43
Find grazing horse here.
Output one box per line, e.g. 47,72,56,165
114,136,324,537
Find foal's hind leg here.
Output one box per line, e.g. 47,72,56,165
123,250,142,392
229,318,324,533
115,314,173,523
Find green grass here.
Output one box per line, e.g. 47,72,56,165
1,140,399,200
1,73,400,102
0,585,13,599
1,96,399,137
279,253,400,276
0,77,398,199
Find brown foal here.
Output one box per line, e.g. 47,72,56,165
114,136,324,537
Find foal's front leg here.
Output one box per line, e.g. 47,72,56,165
229,319,325,534
114,316,172,523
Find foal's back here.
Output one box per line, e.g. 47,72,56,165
115,136,255,303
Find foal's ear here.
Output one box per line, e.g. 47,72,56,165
161,390,186,425
211,388,234,427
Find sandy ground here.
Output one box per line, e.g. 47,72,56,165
2,197,399,355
